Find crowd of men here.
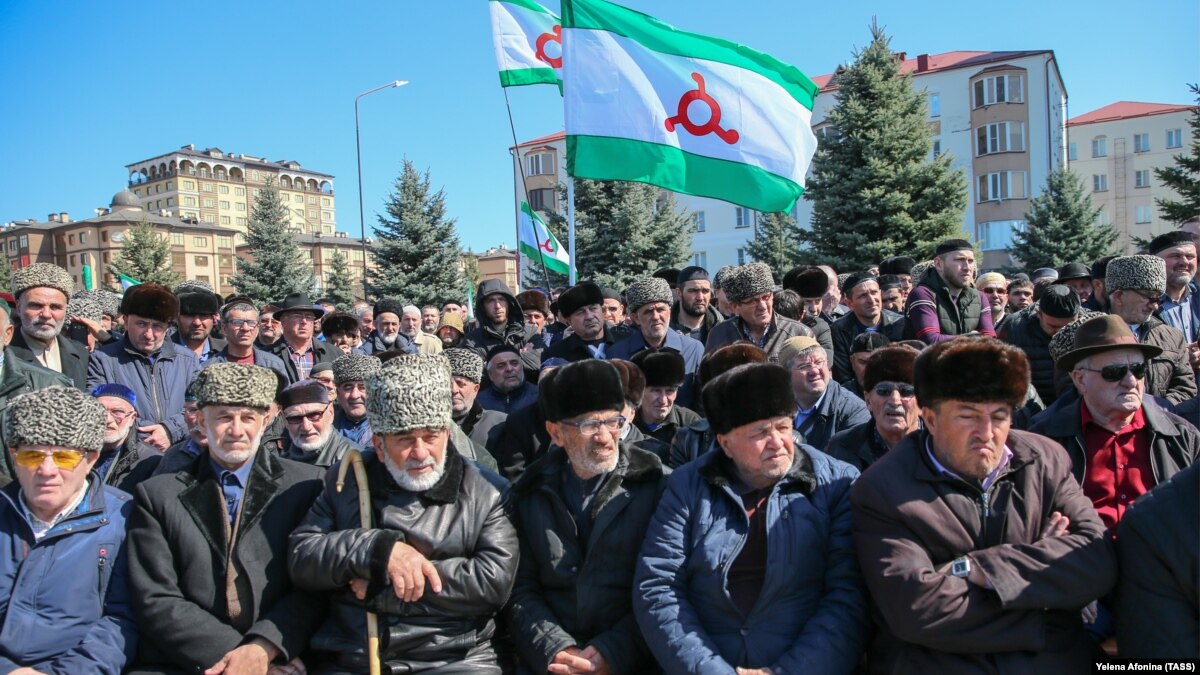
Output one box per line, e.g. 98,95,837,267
0,225,1197,674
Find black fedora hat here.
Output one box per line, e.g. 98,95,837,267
275,292,326,319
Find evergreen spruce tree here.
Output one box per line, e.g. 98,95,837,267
324,251,357,309
549,179,692,289
1007,167,1116,271
231,179,314,303
746,211,803,276
0,256,9,293
107,218,180,288
369,160,466,305
1155,84,1200,224
800,22,967,271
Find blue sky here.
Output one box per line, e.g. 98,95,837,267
1,0,1196,252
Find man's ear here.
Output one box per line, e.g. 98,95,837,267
545,420,565,448
263,403,279,425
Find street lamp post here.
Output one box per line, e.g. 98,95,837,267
355,79,408,301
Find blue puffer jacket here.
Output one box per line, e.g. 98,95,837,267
634,444,867,674
87,335,201,445
0,477,137,673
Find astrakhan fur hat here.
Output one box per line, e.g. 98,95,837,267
67,290,107,325
443,347,484,384
1105,255,1167,295
12,263,74,300
193,363,279,409
722,262,775,304
120,283,178,323
4,386,107,452
914,338,1029,408
539,359,627,422
366,353,453,435
703,363,795,435
624,277,673,313
332,353,382,386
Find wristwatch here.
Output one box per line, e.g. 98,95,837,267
950,556,971,578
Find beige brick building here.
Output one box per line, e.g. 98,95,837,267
235,231,376,300
1067,102,1195,252
474,245,519,292
125,144,336,238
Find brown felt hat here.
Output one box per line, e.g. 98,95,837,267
1055,314,1163,371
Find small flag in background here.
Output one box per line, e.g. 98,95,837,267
562,0,820,213
489,0,563,89
518,201,570,276
118,273,140,291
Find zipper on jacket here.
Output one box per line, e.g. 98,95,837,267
149,359,163,422
97,555,107,597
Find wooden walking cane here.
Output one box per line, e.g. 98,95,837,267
336,450,382,675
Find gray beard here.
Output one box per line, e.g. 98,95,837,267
380,333,398,346
381,447,447,492
291,426,333,452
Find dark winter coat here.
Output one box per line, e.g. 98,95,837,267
851,429,1116,674
825,420,894,473
358,329,416,356
795,379,871,451
477,381,539,415
801,313,835,366
704,314,814,360
87,335,202,446
667,419,804,469
8,329,89,390
1135,317,1197,404
507,443,668,674
268,337,341,384
1028,398,1200,489
634,404,702,448
608,329,705,409
0,478,137,673
289,445,518,674
126,448,326,671
830,310,906,388
669,303,723,348
1116,461,1199,659
541,323,630,363
97,432,160,494
493,402,550,482
457,400,507,452
278,429,362,468
462,279,543,376
997,308,1059,405
0,351,72,487
634,444,867,674
170,332,226,364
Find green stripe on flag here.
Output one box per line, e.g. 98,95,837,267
494,0,555,14
500,67,562,88
562,0,817,109
568,134,805,213
520,242,570,275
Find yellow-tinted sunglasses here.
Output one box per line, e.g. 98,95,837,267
13,449,88,470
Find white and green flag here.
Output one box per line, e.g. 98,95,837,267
518,201,570,275
562,0,819,213
489,0,563,89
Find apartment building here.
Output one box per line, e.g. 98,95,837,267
125,144,336,238
1067,102,1195,252
235,231,376,299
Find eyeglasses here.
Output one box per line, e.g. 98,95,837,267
790,360,826,373
560,415,626,436
980,287,1008,295
226,319,259,329
13,448,87,470
284,403,331,425
873,383,916,398
105,409,136,423
1124,289,1162,305
1078,362,1147,382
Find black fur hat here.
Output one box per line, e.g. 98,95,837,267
878,256,916,276
783,267,829,298
863,345,919,392
914,338,1029,408
631,349,686,388
704,363,795,434
698,342,767,388
177,290,220,316
558,282,605,318
120,283,178,323
321,312,360,338
539,359,627,422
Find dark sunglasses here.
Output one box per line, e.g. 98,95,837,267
873,383,916,398
284,403,331,425
1078,362,1146,382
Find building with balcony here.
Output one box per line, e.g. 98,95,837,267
1067,102,1195,252
1,190,239,294
125,144,336,238
512,49,1067,273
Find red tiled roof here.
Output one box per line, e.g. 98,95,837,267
814,50,1051,92
1068,101,1195,126
512,131,566,149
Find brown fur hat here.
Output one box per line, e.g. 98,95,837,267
863,345,919,392
914,337,1030,408
120,283,178,323
698,342,767,388
608,358,647,406
704,363,795,434
516,290,551,318
321,312,360,339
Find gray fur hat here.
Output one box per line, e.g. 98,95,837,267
173,279,214,295
332,353,382,386
624,276,673,312
12,263,74,300
92,289,122,319
1105,255,1167,295
366,353,453,435
67,290,108,325
722,262,775,303
713,265,736,290
191,363,278,409
443,347,484,384
910,259,934,282
4,386,106,452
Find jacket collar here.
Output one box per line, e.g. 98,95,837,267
175,446,287,554
910,429,1033,488
371,442,466,504
122,333,180,361
1,473,113,541
1040,397,1181,439
697,441,818,497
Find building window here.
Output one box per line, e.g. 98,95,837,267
235,202,245,211
202,183,214,192
1134,133,1150,153
183,196,197,207
166,197,174,207
79,232,88,244
219,216,230,225
237,217,248,226
202,198,215,208
68,234,75,245
168,232,183,246
195,255,209,266
293,208,305,218
735,207,753,228
528,188,556,213
692,211,705,232
218,236,232,249
235,187,246,196
1135,206,1153,224
308,210,317,218
103,252,110,263
308,196,317,205
68,254,76,267
975,220,1024,250
171,253,185,266
1068,142,1078,161
321,197,331,207
976,122,1025,156
1092,137,1107,158
1093,174,1109,192
1167,128,1183,149
193,236,209,247
527,152,555,176
219,185,229,194
219,201,230,209
294,195,304,203
203,214,216,223
1135,169,1151,188
18,236,26,248
155,184,161,194
972,74,1024,108
220,255,233,268
736,248,746,265
929,93,940,117
692,251,707,268
101,231,108,243
183,180,195,190
166,181,173,190
976,171,1028,202
932,140,941,158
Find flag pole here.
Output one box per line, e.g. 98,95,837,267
566,176,577,285
502,87,554,292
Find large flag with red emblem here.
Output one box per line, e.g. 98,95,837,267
489,0,563,88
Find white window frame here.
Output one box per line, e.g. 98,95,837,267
1134,133,1150,153
1135,170,1151,189
693,211,706,232
972,74,1025,108
1093,174,1109,192
1166,128,1183,149
1135,206,1152,224
976,171,1028,203
1092,137,1107,158
1068,142,1078,161
735,207,752,228
976,121,1025,156
526,152,554,176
